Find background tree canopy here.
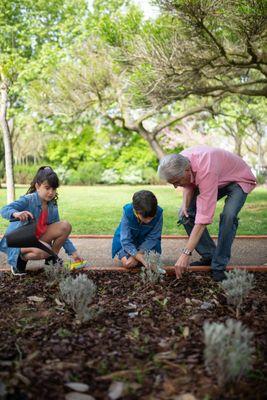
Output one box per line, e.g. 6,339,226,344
0,0,266,192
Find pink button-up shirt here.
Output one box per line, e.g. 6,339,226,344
181,146,257,225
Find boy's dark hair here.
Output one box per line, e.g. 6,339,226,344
26,166,59,203
132,190,158,218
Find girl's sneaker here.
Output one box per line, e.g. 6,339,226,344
11,255,27,276
69,260,89,270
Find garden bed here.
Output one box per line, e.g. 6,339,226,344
0,270,266,400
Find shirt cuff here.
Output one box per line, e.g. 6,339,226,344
195,214,213,225
126,248,137,256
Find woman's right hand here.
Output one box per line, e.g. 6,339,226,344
179,205,189,219
13,211,34,222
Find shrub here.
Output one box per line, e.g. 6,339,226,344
256,173,266,185
140,251,166,284
204,319,254,387
221,269,254,318
100,168,120,184
45,262,71,283
120,167,143,184
59,274,97,322
14,164,39,184
142,167,161,184
66,162,104,185
53,165,71,184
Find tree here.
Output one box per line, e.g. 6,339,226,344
129,0,267,107
0,0,88,201
192,96,267,168
29,35,215,160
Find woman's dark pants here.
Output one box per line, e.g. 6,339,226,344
179,183,247,273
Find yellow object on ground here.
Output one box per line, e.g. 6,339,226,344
69,260,89,270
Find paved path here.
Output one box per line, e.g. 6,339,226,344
0,237,266,271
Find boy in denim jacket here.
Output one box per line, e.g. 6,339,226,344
112,190,163,268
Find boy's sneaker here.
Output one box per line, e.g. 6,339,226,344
45,255,63,266
11,255,27,276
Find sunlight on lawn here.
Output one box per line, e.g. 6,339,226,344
0,185,266,235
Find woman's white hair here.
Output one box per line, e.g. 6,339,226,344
158,154,189,181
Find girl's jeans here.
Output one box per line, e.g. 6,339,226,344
179,183,247,272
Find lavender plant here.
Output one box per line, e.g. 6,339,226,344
59,274,97,322
221,269,254,318
140,250,166,284
45,261,71,283
204,319,254,387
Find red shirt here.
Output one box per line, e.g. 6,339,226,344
36,209,48,239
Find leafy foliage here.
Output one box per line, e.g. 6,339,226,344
59,273,97,322
204,319,254,386
45,262,71,283
140,251,166,284
221,269,254,317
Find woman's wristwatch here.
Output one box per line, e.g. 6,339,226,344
182,248,192,256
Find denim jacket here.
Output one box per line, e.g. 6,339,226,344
112,203,163,258
0,191,76,267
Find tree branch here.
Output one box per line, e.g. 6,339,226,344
152,105,214,136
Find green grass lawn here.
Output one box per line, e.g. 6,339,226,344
0,185,266,235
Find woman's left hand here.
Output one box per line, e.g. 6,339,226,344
174,253,190,279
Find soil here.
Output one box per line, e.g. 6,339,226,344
0,269,266,400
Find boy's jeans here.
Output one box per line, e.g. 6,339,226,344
179,183,247,272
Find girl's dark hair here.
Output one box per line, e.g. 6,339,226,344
132,190,158,218
26,166,59,203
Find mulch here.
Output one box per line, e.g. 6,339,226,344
0,269,266,400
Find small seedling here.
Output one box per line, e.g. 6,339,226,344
59,273,97,323
140,251,165,284
221,269,254,318
204,319,254,387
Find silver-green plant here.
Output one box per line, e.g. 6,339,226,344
45,261,71,283
59,274,97,322
221,269,254,318
204,319,254,387
140,250,166,284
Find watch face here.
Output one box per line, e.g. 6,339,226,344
183,248,191,255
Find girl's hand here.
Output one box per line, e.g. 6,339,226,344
13,211,34,222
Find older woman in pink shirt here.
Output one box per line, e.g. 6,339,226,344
158,145,257,282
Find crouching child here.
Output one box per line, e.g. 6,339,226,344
112,190,163,268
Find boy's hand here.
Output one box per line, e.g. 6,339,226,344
125,256,138,268
134,252,147,267
13,211,34,222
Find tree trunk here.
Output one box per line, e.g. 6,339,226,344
234,134,242,156
0,77,15,203
147,137,166,160
139,127,166,160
